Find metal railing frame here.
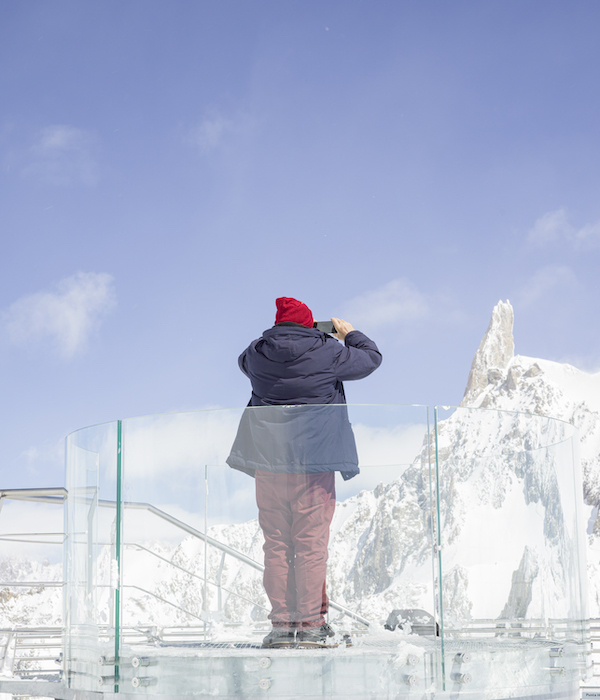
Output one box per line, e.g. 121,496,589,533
0,488,370,638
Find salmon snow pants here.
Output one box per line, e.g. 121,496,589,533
255,471,336,630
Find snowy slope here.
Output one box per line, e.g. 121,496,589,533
0,558,62,627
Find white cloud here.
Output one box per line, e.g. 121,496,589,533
336,422,427,501
516,265,577,308
122,410,243,479
188,113,234,152
575,220,600,248
3,272,116,359
527,208,572,245
186,109,253,154
20,441,64,476
83,408,428,522
0,500,65,564
21,125,98,186
527,208,600,249
342,278,430,329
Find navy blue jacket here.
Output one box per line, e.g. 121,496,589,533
226,324,382,480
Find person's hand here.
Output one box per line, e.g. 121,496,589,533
331,317,355,341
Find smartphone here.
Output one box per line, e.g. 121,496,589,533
314,321,336,334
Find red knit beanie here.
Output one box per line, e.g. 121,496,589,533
275,297,314,328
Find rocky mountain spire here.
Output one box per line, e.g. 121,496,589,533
462,300,515,406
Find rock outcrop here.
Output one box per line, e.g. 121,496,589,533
462,300,515,406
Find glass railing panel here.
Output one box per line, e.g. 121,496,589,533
64,420,119,692
116,405,437,696
434,406,589,693
118,409,244,636
63,403,591,698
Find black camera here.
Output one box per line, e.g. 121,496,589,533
314,321,336,334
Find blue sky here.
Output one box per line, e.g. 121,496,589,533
1,0,600,489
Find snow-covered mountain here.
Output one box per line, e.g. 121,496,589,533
2,299,599,633
0,558,62,627
458,300,600,616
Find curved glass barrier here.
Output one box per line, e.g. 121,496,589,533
434,406,589,697
64,420,121,691
64,405,589,699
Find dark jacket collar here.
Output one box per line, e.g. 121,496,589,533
273,322,312,329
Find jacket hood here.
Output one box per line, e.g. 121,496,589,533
257,325,326,363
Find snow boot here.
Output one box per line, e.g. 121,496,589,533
262,627,297,648
296,622,335,648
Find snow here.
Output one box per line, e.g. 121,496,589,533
452,478,547,618
0,559,63,627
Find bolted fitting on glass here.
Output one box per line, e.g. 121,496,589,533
132,676,157,688
132,656,153,668
454,652,471,664
406,653,418,666
549,647,565,658
259,678,272,690
98,675,116,687
550,667,566,677
99,655,116,665
404,674,419,686
451,673,472,684
259,657,271,669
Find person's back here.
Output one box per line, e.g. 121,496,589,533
227,297,382,648
239,300,382,408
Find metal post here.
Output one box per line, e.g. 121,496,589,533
114,420,123,692
204,465,208,641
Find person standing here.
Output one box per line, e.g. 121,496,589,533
227,297,382,647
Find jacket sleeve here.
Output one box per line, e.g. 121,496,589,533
333,330,382,381
238,346,251,378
